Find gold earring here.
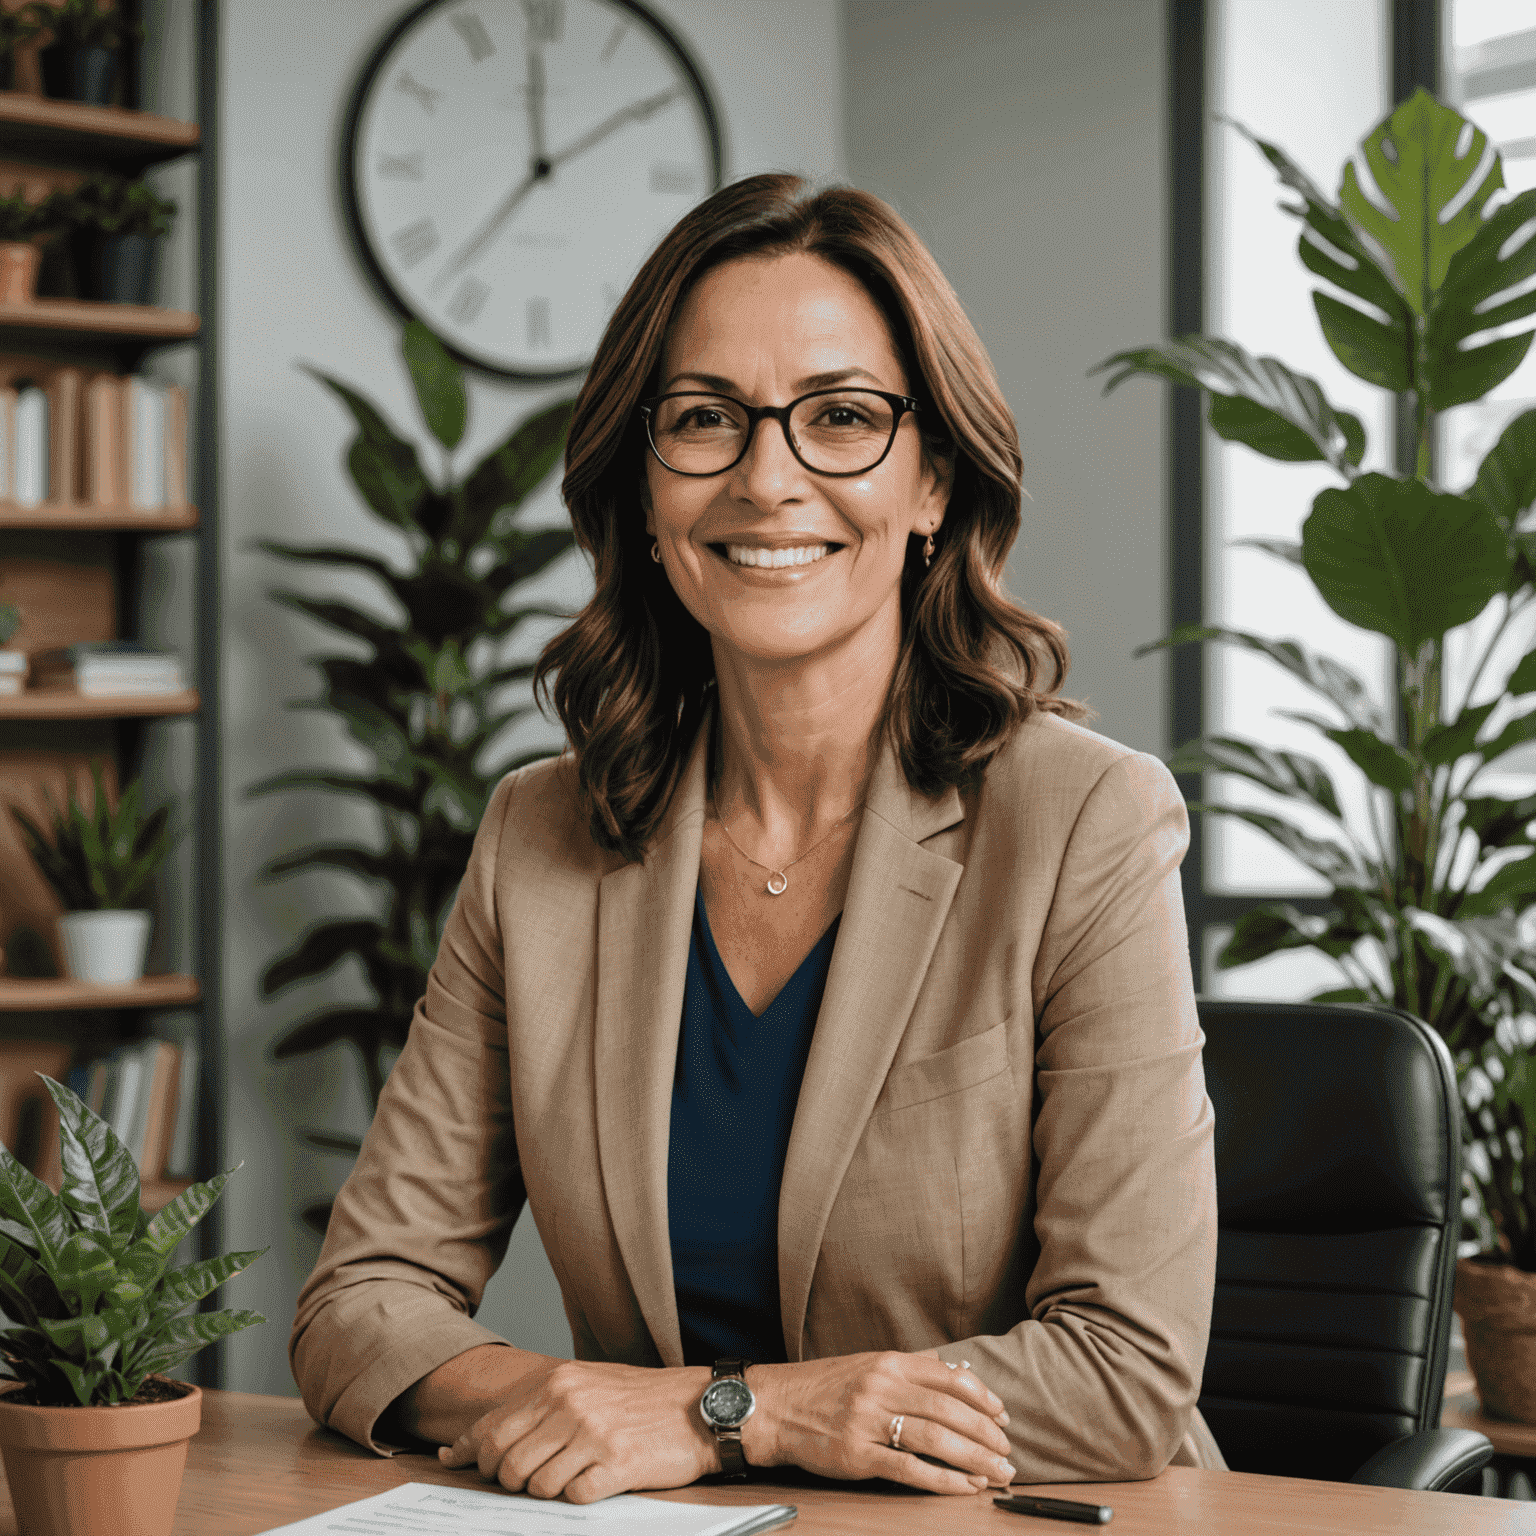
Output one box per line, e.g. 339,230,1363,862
650,540,662,564
923,533,935,569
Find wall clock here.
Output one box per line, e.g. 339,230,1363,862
343,0,724,381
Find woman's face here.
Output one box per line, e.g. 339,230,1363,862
644,251,950,671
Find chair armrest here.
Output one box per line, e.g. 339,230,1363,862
1350,1428,1494,1493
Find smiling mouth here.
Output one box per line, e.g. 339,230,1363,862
715,543,839,569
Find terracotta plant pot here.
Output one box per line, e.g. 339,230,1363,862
1454,1254,1536,1422
0,240,41,304
0,1379,200,1536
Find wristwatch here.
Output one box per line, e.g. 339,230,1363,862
699,1358,755,1477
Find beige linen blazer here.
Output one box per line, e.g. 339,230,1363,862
290,707,1226,1480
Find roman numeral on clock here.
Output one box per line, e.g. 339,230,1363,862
526,296,552,349
448,276,491,326
378,151,425,180
522,0,564,44
392,217,440,269
395,70,442,113
451,12,495,62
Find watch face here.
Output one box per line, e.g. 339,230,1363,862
345,0,723,380
701,1377,754,1428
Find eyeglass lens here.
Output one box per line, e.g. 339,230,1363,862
649,391,899,475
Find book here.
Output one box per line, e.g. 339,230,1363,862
30,641,183,696
85,374,125,509
47,367,81,507
13,384,47,507
0,384,14,502
0,648,23,696
129,376,166,509
253,1482,797,1536
107,1041,149,1151
164,1038,199,1178
134,1040,181,1181
163,383,189,509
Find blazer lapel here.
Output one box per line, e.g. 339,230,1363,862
777,739,965,1359
593,726,708,1369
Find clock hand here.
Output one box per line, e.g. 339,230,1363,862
431,85,683,292
546,84,682,171
526,47,548,168
431,165,540,292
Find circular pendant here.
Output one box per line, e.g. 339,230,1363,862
765,871,788,896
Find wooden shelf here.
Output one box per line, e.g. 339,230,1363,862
0,299,199,346
0,93,199,170
0,686,198,718
0,974,200,1011
0,502,198,531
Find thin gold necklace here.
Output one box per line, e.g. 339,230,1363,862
712,799,864,896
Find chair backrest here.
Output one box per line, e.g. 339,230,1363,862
1196,998,1461,1482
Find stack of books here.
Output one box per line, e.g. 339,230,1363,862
29,641,184,696
0,650,24,695
0,370,189,512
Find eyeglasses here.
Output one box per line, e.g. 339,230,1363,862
639,388,921,478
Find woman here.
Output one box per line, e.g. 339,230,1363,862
289,173,1224,1501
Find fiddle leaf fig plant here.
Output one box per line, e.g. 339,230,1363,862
255,321,575,1232
1091,89,1536,1263
0,1077,264,1407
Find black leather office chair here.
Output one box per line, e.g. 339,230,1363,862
1196,998,1493,1493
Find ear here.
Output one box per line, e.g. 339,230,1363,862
918,446,953,536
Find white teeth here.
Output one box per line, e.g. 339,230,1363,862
725,544,831,569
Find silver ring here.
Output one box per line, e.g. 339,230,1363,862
889,1413,905,1450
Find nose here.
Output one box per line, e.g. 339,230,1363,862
733,409,805,504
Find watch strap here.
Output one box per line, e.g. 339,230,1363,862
709,1359,753,1478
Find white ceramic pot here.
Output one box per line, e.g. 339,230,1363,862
58,911,152,984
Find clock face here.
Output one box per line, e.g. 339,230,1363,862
344,0,723,380
702,1377,753,1427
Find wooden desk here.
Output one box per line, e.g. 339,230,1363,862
0,1389,1508,1536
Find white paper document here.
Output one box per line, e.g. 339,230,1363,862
257,1480,796,1536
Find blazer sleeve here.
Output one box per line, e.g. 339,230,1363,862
288,770,526,1454
933,751,1217,1482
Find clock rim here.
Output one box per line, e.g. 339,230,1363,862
339,0,727,383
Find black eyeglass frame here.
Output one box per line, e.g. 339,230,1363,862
638,388,922,478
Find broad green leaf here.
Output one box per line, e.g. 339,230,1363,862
51,1232,118,1317
267,590,410,660
1461,792,1536,850
1471,409,1536,538
1459,852,1536,917
0,1148,71,1269
1312,292,1410,393
244,769,421,816
0,1234,63,1326
1310,986,1374,1003
128,1307,265,1380
1217,901,1366,968
1134,622,1386,733
141,1170,234,1258
1404,908,1522,1003
401,321,467,451
1423,700,1501,767
480,529,578,596
1089,336,1366,474
41,1077,140,1248
146,1249,266,1329
1230,536,1305,568
1303,475,1509,651
1271,713,1416,794
1340,90,1500,317
255,539,400,584
1186,801,1369,885
259,843,400,886
1165,735,1343,818
1471,706,1536,771
1509,647,1536,698
459,398,576,545
38,1310,119,1364
348,436,429,531
300,365,411,450
271,1007,393,1060
1428,190,1536,410
259,919,385,997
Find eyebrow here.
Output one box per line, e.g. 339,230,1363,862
662,366,889,394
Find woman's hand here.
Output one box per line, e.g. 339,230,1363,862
743,1350,1015,1495
437,1358,717,1503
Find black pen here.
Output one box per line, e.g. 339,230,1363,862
994,1493,1113,1525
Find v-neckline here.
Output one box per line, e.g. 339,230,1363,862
694,888,841,1022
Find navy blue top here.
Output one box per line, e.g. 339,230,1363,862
667,888,840,1366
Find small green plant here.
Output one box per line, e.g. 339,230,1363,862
37,0,142,51
0,190,57,243
60,172,175,240
0,1076,263,1407
0,602,17,645
11,761,176,912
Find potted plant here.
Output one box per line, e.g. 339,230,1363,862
0,1074,264,1536
58,171,175,304
35,0,141,105
0,186,61,304
0,3,47,92
254,321,574,1232
1091,89,1536,1418
10,760,177,984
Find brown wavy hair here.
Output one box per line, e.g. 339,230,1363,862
536,173,1091,860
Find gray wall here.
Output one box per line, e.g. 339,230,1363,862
845,0,1169,754
217,0,846,1395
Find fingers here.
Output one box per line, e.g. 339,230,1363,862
870,1443,990,1496
927,1357,1009,1424
906,1381,1012,1460
896,1411,1016,1487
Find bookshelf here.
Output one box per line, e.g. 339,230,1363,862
0,4,222,1373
